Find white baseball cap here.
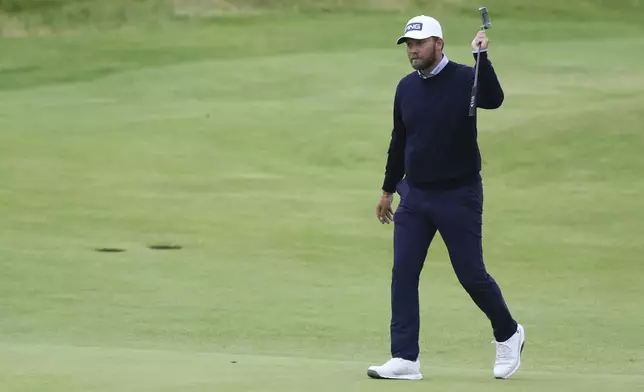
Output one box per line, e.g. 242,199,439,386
396,15,443,45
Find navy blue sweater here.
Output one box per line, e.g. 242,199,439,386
382,52,504,193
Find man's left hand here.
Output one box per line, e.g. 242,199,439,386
471,30,489,51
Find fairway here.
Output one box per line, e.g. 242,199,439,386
1,1,644,391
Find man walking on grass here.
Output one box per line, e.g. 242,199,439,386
368,15,525,381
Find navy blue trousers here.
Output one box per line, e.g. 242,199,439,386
390,175,517,361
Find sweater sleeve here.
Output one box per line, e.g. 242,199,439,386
382,85,406,194
473,51,504,109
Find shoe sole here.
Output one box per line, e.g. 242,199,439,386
367,369,423,380
495,326,525,380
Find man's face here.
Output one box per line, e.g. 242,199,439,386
406,37,442,70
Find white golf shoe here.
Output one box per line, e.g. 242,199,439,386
493,324,525,379
367,358,423,380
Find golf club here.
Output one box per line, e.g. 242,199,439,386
469,7,492,117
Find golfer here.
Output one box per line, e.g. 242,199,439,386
368,15,525,381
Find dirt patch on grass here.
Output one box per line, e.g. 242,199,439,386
172,0,261,17
0,12,52,36
364,0,412,10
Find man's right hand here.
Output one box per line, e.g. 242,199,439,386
376,192,394,224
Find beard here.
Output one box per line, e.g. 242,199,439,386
409,56,435,70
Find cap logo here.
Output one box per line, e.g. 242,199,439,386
405,23,423,33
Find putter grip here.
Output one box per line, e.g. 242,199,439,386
469,86,477,116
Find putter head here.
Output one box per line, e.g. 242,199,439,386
479,7,492,30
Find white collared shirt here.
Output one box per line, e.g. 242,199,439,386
418,53,449,79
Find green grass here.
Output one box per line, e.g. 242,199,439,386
1,1,644,391
2,0,643,35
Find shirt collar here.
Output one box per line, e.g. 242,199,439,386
418,54,448,79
